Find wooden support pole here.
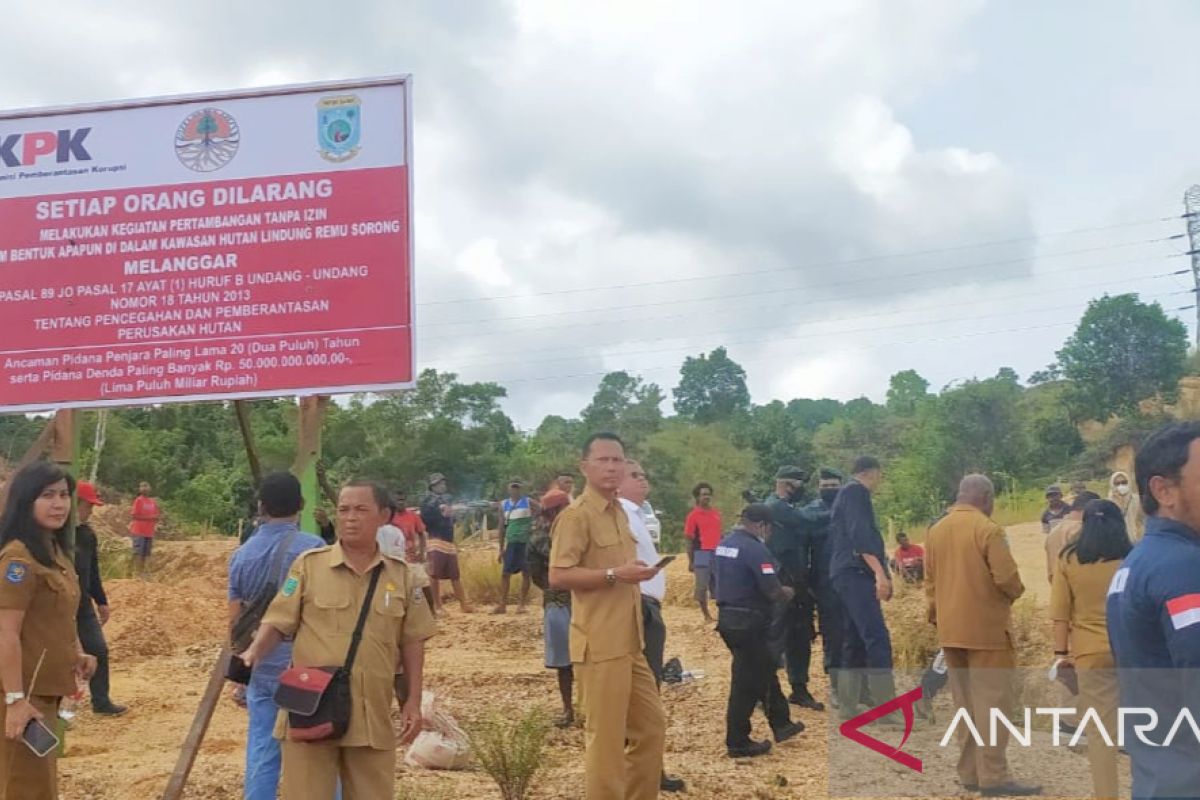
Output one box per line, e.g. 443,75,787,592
48,410,80,552
232,400,263,488
293,396,329,533
160,647,231,800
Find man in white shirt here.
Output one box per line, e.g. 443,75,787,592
619,459,684,794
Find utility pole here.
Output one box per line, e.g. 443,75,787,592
1183,185,1200,346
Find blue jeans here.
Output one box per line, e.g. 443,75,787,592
246,672,343,800
245,672,283,800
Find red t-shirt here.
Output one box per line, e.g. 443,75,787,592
895,543,925,568
129,496,160,538
391,509,426,562
539,489,571,529
684,506,723,551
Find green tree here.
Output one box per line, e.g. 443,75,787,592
580,371,664,446
1054,294,1188,420
885,370,931,415
672,347,751,423
642,421,756,552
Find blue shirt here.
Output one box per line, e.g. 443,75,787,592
713,528,784,612
1107,515,1200,798
228,521,325,681
829,480,887,579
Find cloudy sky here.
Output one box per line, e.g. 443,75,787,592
5,1,1200,427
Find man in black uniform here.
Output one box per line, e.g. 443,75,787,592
74,481,127,716
829,456,897,721
714,504,805,758
802,467,845,707
763,466,824,711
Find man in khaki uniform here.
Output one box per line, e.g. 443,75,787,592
926,475,1039,797
550,432,665,800
240,481,436,800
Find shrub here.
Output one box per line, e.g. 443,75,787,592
466,707,551,800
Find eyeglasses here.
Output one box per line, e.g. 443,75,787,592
630,472,648,480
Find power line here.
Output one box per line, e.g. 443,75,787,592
419,235,1182,329
421,251,1182,342
472,302,1197,388
417,214,1185,307
430,270,1188,366
440,289,1188,374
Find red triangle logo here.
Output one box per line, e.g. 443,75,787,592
838,685,924,772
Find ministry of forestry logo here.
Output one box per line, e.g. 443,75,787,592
175,108,240,172
317,95,361,162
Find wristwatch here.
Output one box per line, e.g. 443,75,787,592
605,568,616,587
5,692,25,705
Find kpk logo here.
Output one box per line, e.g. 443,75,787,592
0,128,92,168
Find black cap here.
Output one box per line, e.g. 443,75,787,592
741,503,773,525
775,465,807,481
818,467,844,481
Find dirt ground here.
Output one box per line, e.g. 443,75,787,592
55,519,1110,799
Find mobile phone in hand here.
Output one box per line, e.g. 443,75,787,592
22,718,59,758
655,555,676,569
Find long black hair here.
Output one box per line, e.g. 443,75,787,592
1064,499,1132,565
0,461,75,567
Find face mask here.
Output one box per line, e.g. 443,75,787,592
820,489,840,505
1116,484,1131,496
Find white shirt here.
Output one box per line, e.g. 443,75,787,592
376,524,407,561
620,497,665,602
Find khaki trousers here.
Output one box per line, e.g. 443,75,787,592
1076,652,1119,800
280,740,394,800
0,695,59,800
576,653,665,800
944,647,1016,789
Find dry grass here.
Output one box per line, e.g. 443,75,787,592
884,579,1052,671
456,546,544,608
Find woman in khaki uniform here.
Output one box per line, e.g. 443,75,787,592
1050,499,1132,800
0,462,96,800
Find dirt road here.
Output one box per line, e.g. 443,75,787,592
55,521,1084,799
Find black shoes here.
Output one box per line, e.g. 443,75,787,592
660,774,685,792
728,739,772,758
789,689,826,712
93,703,128,717
980,782,1042,797
773,721,805,743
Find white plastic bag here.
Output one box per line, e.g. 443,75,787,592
404,691,471,770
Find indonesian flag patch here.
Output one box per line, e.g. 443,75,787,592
761,563,776,575
1166,593,1200,631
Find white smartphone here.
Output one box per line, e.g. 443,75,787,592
22,718,59,758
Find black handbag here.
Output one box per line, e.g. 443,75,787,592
227,531,298,684
274,564,382,742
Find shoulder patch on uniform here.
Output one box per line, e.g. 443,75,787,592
760,563,776,575
715,546,739,558
281,576,299,597
4,561,28,584
1166,593,1200,631
1107,567,1129,596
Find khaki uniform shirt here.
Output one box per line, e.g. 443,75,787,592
262,543,437,749
1049,554,1120,657
1045,518,1083,584
926,505,1025,650
549,484,643,663
0,540,80,696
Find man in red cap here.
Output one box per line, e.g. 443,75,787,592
75,481,128,715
